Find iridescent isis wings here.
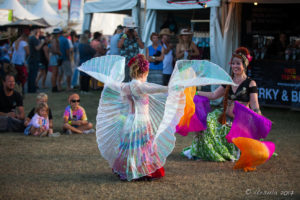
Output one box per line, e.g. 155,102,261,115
78,56,129,163
171,60,235,136
78,55,125,84
78,56,186,179
79,56,235,180
169,60,235,88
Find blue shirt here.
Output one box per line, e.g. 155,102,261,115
109,33,121,55
148,45,163,70
59,35,70,61
79,43,96,76
28,36,40,63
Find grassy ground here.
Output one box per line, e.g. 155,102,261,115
0,91,299,200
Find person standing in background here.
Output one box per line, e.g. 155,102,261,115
49,28,62,92
176,28,199,60
160,28,174,86
78,34,96,93
71,34,80,89
109,25,123,55
90,32,106,90
27,29,45,93
11,30,30,92
58,29,71,91
83,30,92,43
146,32,164,85
118,24,144,82
36,33,50,89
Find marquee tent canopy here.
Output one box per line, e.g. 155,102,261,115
142,0,221,54
82,0,138,34
146,0,220,10
30,0,63,26
84,0,137,14
0,0,39,20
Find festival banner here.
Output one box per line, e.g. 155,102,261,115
69,0,82,22
0,9,12,25
248,60,300,109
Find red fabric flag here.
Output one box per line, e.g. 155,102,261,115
58,0,62,10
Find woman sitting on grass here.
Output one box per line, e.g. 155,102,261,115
63,93,95,135
24,102,53,137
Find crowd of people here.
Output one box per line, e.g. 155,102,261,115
0,25,202,93
0,25,200,135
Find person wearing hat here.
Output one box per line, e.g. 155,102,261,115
176,28,200,60
49,28,62,92
160,28,174,86
109,25,123,55
118,20,144,82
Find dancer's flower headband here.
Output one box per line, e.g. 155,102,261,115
128,54,149,73
232,52,253,68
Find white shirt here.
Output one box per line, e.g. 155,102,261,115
12,40,28,65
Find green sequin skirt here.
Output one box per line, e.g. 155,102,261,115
182,109,239,162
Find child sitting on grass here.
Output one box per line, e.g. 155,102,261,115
25,93,53,129
24,93,60,137
63,93,95,134
24,102,52,136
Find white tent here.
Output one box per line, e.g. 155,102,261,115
91,13,127,35
30,0,63,26
143,0,225,68
144,0,236,105
0,0,39,20
82,0,138,34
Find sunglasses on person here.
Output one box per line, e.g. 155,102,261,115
71,99,80,103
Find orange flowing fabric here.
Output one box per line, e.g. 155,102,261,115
177,87,196,127
232,137,275,172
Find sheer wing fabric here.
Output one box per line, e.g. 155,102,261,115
79,57,234,180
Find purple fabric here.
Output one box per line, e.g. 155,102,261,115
176,95,210,136
176,114,203,136
194,95,210,129
226,101,272,143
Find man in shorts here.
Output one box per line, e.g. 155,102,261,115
58,29,72,91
